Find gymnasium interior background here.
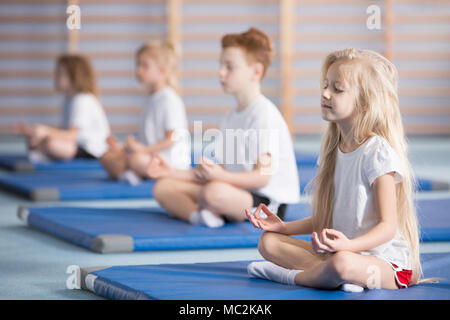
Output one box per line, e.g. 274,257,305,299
0,0,449,300
0,0,448,137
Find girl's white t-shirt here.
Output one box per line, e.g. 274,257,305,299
215,95,300,205
332,135,412,270
138,87,191,170
61,93,110,158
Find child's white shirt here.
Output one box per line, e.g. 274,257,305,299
138,87,191,170
216,95,300,204
332,135,412,270
61,93,110,158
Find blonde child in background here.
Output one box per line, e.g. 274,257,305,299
100,41,190,184
246,48,423,292
146,27,300,228
16,54,110,161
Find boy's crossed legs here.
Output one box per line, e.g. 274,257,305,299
153,178,254,226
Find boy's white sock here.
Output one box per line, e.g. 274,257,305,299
341,283,364,293
199,209,225,228
247,261,303,286
118,169,142,186
189,211,200,225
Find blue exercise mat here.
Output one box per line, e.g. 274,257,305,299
0,150,316,171
81,252,450,300
0,170,155,201
18,198,450,253
415,198,450,241
0,149,204,172
0,153,103,172
0,163,444,201
0,166,319,201
295,151,318,167
18,205,311,253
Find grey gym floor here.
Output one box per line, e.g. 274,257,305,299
0,135,449,299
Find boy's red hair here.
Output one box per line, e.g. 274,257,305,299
221,27,274,80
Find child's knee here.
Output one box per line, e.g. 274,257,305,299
200,182,227,206
153,178,175,201
128,152,149,167
257,231,280,260
128,152,151,174
327,251,355,281
43,137,76,159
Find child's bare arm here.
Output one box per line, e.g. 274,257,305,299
346,172,398,252
283,217,314,235
319,172,398,253
207,153,272,189
136,130,177,154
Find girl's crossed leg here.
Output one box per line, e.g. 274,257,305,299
258,231,398,290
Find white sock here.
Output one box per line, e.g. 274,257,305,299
189,211,200,225
248,261,364,291
341,283,364,293
198,209,225,228
118,169,142,186
247,261,303,286
28,150,51,163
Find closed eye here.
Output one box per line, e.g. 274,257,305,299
334,85,343,93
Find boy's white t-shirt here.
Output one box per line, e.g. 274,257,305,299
332,135,412,270
138,87,191,170
61,93,110,158
215,95,300,205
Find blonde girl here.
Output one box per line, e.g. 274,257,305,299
100,40,190,182
16,54,110,161
246,48,422,291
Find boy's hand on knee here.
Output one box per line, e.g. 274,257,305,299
195,157,225,182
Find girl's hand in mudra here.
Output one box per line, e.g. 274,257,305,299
245,203,286,234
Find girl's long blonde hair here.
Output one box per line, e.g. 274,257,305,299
136,39,180,92
307,48,422,285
